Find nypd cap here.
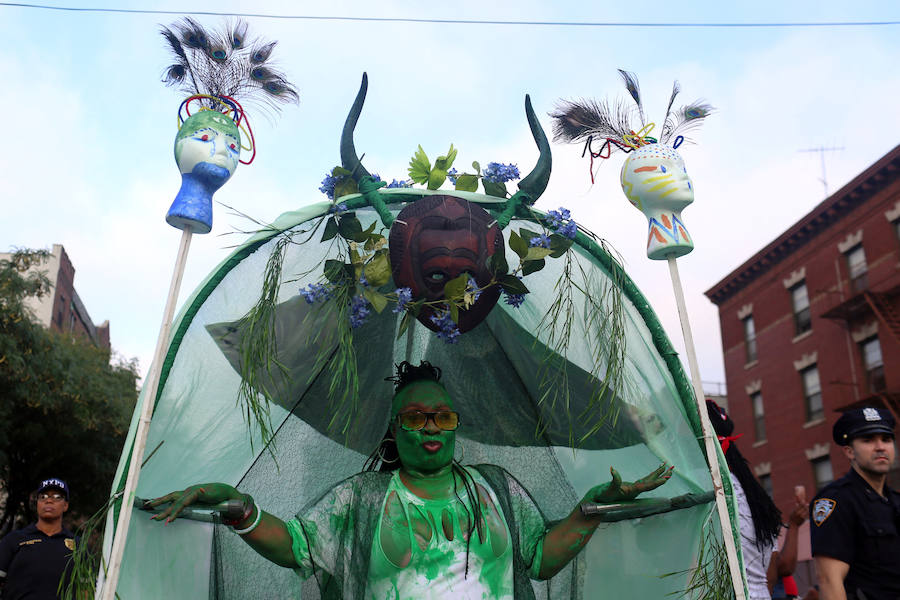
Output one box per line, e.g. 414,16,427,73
36,477,70,500
832,407,895,445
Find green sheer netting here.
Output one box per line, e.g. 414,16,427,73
101,200,743,599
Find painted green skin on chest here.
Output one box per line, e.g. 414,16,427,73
375,472,512,598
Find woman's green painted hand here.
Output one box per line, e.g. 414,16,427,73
146,482,242,523
586,463,674,503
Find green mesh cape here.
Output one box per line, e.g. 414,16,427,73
99,190,746,598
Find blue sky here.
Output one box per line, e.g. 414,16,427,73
1,0,899,390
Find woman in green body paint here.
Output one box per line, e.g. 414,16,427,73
149,361,673,599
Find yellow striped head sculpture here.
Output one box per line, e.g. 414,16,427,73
620,144,694,260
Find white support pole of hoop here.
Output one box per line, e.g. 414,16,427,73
99,226,193,600
666,255,746,600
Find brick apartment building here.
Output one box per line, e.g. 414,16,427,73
705,143,900,525
0,244,110,349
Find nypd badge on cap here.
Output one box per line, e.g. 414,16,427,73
832,407,895,445
37,478,70,500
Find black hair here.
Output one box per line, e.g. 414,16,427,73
364,360,481,578
707,400,782,549
386,360,442,393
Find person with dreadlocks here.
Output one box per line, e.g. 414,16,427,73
149,361,673,599
707,400,807,600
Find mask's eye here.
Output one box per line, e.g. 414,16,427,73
192,129,215,142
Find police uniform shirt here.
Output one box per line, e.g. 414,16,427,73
0,523,77,600
810,468,900,599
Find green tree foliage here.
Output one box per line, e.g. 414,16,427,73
0,249,138,534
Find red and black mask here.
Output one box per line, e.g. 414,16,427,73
389,195,504,333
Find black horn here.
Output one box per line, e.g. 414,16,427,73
340,73,372,180
517,94,552,202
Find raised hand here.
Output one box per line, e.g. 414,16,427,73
145,482,241,523
587,463,674,503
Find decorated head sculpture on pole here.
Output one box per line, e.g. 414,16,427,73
551,70,712,260
620,143,695,259
160,18,298,233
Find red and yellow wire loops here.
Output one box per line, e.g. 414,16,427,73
176,94,257,165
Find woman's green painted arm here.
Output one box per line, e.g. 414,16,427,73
537,464,673,579
147,483,297,568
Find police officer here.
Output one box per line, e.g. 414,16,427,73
810,407,900,600
0,478,77,600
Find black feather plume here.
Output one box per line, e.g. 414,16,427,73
160,18,298,112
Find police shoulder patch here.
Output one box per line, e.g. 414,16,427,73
813,498,836,526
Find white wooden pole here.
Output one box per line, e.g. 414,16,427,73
99,227,193,600
666,255,746,600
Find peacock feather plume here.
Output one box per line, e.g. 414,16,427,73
665,101,714,142
617,69,645,126
549,97,633,144
160,17,298,111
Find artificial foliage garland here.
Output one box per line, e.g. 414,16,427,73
236,74,630,444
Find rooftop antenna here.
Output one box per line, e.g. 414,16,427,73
798,145,844,198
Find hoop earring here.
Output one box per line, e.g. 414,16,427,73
376,438,399,464
454,441,465,464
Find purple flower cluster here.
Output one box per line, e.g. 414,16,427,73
328,202,348,214
319,171,340,199
430,310,460,344
393,287,413,313
546,208,577,240
358,273,369,288
504,291,526,308
447,168,459,185
466,277,482,302
386,178,413,188
300,283,332,304
529,234,551,248
482,162,520,184
349,295,371,328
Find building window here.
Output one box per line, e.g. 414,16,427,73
801,365,823,422
790,282,811,335
845,245,868,292
860,336,885,393
751,392,766,442
743,316,757,363
812,456,834,490
759,473,773,498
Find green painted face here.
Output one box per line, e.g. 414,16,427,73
174,111,241,175
391,380,456,474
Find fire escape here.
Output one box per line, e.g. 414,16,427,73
821,274,900,422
